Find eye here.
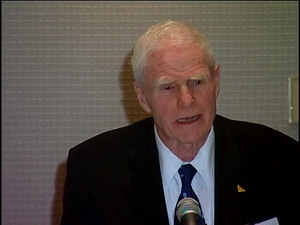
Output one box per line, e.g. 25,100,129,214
164,85,171,90
161,83,176,91
190,79,202,86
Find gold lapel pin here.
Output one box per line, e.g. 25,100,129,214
237,185,246,192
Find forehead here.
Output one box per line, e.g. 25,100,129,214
144,44,210,80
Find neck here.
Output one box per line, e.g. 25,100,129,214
154,125,211,162
169,141,204,162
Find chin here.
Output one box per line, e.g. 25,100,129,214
178,129,208,145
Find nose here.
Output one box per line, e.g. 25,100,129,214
178,86,195,108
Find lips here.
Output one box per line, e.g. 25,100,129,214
176,115,200,123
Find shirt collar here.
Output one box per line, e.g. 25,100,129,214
155,125,215,186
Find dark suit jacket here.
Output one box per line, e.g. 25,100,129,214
61,115,298,225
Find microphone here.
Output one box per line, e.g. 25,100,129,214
176,197,201,225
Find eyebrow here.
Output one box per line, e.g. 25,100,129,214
154,73,206,87
154,77,176,87
189,74,206,80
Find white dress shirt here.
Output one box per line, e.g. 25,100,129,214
154,126,215,225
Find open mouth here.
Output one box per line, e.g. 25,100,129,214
176,115,200,124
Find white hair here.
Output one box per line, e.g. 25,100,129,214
131,20,215,85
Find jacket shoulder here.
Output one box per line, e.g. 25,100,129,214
214,114,297,143
68,117,154,160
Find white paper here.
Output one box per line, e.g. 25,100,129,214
256,217,279,225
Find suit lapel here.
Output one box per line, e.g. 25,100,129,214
214,116,242,225
128,120,169,225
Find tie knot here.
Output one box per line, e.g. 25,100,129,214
178,164,197,186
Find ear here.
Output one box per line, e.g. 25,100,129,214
133,81,151,113
214,65,220,98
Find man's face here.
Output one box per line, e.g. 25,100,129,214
134,44,220,148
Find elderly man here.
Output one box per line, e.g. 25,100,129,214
61,21,298,225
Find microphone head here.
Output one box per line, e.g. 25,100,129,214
176,197,201,223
